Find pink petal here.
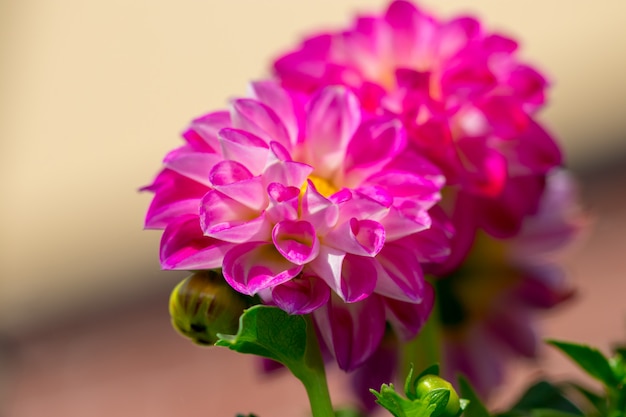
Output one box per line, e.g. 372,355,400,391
265,182,300,223
143,169,209,229
231,98,292,149
374,243,425,302
160,214,232,270
222,242,303,295
301,181,339,234
218,128,270,176
343,118,407,186
209,160,268,211
338,254,378,303
313,294,386,371
186,111,231,153
270,274,331,314
163,146,222,187
248,81,300,145
325,218,385,257
272,220,320,265
384,281,434,340
199,190,271,243
305,86,361,178
308,245,345,297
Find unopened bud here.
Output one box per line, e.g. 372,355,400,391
169,270,254,346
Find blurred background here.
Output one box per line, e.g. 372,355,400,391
1,0,625,416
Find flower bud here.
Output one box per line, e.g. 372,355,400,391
169,270,254,346
415,374,461,417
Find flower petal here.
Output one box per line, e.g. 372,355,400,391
160,214,233,270
270,274,331,314
272,220,320,265
231,98,292,149
222,242,303,295
305,86,361,177
218,128,270,176
313,294,386,371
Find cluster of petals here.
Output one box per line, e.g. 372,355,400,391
144,80,448,370
439,170,585,396
273,0,563,241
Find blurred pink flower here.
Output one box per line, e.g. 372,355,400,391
144,81,447,370
438,170,586,396
273,0,562,242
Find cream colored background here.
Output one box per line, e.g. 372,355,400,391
1,0,625,335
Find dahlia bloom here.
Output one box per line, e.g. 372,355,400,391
144,81,447,370
437,170,585,396
273,0,562,244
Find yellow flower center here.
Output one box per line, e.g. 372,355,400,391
300,175,339,198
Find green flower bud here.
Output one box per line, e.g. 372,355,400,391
415,374,461,417
169,270,253,346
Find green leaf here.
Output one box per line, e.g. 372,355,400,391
370,384,432,417
216,305,307,365
561,382,606,415
508,380,583,415
547,340,618,387
458,376,491,417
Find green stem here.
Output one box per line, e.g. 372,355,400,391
402,289,441,378
292,315,334,417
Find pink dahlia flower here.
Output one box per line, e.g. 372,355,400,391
144,81,447,370
437,170,585,397
273,0,562,242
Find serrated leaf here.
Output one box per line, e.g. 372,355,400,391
370,384,437,417
458,376,491,417
509,380,583,415
547,340,618,387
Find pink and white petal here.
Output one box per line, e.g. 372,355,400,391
380,201,432,241
301,181,339,234
308,245,346,297
271,274,331,314
160,214,232,270
305,86,361,178
272,220,320,265
266,183,301,223
218,128,270,176
325,218,385,257
313,294,386,371
212,177,268,212
199,190,271,243
231,98,292,149
186,111,231,153
336,189,390,225
263,159,313,189
384,281,434,341
343,118,407,186
385,0,437,68
143,169,209,229
366,169,444,202
222,242,303,296
248,81,300,145
436,16,481,61
163,146,222,187
374,243,425,302
338,254,378,303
